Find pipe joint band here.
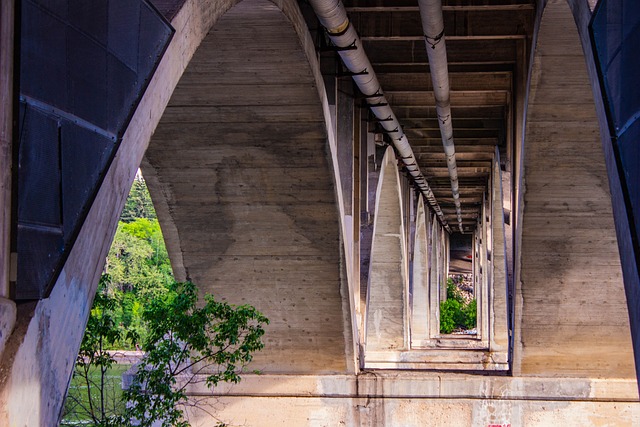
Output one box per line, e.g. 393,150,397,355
326,19,351,37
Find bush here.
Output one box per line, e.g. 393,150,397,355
440,298,462,334
463,299,477,330
440,278,476,333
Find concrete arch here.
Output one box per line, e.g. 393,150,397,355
143,0,349,375
0,0,351,423
515,0,635,377
366,146,408,352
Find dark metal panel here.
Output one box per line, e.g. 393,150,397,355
17,106,62,227
69,0,109,46
106,54,138,133
617,119,640,240
60,122,117,239
20,0,69,111
108,0,141,72
67,27,109,131
16,228,64,300
591,0,640,254
15,0,174,299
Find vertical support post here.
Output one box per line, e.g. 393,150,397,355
430,214,440,336
411,197,429,344
492,148,509,357
0,0,17,363
0,0,15,299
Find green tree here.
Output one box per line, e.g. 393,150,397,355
62,276,135,426
120,177,157,223
119,281,268,427
63,280,268,427
105,218,172,298
440,278,477,334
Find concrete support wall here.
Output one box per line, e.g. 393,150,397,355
183,373,639,427
515,0,636,377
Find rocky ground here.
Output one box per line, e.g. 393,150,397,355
449,273,474,304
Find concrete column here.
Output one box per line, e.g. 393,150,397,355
0,0,14,299
366,147,408,351
429,214,440,337
411,197,429,343
491,149,509,355
0,0,17,362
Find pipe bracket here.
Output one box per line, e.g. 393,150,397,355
424,29,445,49
337,69,368,77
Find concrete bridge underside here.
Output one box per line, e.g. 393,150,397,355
0,0,638,426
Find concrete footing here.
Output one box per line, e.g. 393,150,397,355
182,372,640,426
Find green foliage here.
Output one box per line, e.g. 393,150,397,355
120,177,156,223
64,280,268,427
463,299,477,330
440,278,477,334
105,218,172,298
440,298,461,334
62,276,135,426
118,281,269,427
64,178,268,426
103,215,173,348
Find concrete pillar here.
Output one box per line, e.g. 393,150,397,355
491,148,509,355
0,0,14,298
411,197,429,343
429,214,440,337
366,147,408,351
0,0,17,361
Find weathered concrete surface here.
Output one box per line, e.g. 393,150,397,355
182,373,639,426
366,147,407,352
516,0,636,377
144,0,351,374
491,150,509,355
0,299,15,360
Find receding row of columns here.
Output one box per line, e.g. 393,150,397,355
362,145,509,370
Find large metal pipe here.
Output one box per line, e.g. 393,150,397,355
418,0,463,232
308,0,451,232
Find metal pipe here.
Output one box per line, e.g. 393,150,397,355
308,0,451,232
418,0,464,232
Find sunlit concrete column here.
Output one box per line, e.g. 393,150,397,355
366,147,408,351
429,214,440,337
491,149,509,358
411,197,429,343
